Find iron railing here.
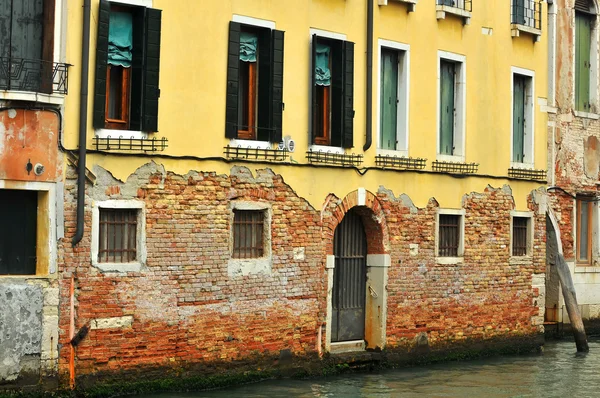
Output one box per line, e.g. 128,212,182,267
508,167,546,181
511,0,542,30
0,57,70,95
232,210,265,259
93,136,168,152
438,214,460,257
375,155,427,170
512,217,529,256
437,0,472,12
224,145,288,161
306,150,363,167
432,160,479,174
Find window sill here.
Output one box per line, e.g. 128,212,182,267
92,262,144,273
436,154,465,163
229,139,273,149
511,24,542,42
95,129,148,140
436,256,464,265
377,148,409,158
0,90,65,105
509,256,533,264
510,162,535,170
378,0,417,11
573,110,599,120
574,266,600,273
309,145,345,155
436,5,471,25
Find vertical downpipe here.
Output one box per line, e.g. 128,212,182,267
363,0,374,151
72,0,91,246
69,275,75,389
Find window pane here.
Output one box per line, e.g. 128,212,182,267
108,66,124,119
233,210,264,259
98,208,138,263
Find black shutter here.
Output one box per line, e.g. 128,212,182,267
271,29,284,144
330,39,344,148
92,0,110,129
342,41,354,149
225,22,241,139
310,34,317,144
129,6,146,131
141,7,161,132
257,27,272,142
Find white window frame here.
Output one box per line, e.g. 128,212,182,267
435,208,466,263
510,67,535,169
91,200,146,273
228,201,272,277
510,210,534,258
377,39,410,157
437,51,466,162
308,28,348,153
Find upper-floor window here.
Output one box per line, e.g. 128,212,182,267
225,20,284,143
93,0,162,132
575,0,597,113
438,51,466,161
511,68,534,167
311,34,354,148
511,0,542,30
576,198,594,265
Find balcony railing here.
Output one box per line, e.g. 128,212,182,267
0,57,70,95
511,0,542,31
437,0,472,13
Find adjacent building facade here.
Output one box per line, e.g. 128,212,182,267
1,0,551,390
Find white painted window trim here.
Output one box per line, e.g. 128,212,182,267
227,201,272,277
509,210,534,258
91,200,146,273
308,28,348,152
437,51,466,163
0,181,57,276
510,66,535,170
435,208,466,263
229,139,273,150
109,0,152,7
376,39,410,157
232,14,276,29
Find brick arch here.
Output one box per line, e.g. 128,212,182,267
322,189,390,255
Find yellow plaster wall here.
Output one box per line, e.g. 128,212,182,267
64,0,548,211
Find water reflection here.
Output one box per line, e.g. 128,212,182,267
144,339,600,398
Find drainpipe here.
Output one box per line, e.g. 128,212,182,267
363,0,374,151
72,0,91,246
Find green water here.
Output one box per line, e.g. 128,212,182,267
144,339,600,397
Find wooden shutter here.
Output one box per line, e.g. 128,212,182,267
513,75,526,163
141,7,161,132
271,29,284,144
330,39,344,147
512,0,525,25
257,28,272,142
575,13,591,112
225,22,241,139
129,7,146,131
310,34,318,144
93,0,111,129
380,49,398,150
342,40,354,149
439,61,455,155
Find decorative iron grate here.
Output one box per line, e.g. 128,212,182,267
511,0,542,30
93,136,168,152
0,57,70,94
306,150,363,167
223,145,288,161
437,0,472,12
375,155,427,170
432,160,479,174
508,167,546,181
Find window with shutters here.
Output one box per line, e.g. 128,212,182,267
510,213,533,257
576,198,595,265
511,69,534,167
378,40,409,155
225,17,284,144
310,31,354,149
436,209,465,260
437,52,466,162
93,0,162,134
574,0,597,114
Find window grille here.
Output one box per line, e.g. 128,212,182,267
511,0,543,30
437,0,472,12
99,209,138,263
233,210,265,259
512,217,529,256
439,214,460,257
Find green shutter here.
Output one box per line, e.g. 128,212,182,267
575,12,591,112
256,28,272,142
380,49,398,150
342,40,354,149
225,22,241,139
513,75,526,163
271,29,285,144
141,7,161,132
129,7,146,131
512,0,525,25
310,35,317,144
93,0,111,129
439,61,455,155
330,38,344,147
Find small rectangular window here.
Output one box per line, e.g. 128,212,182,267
512,216,530,256
438,214,460,257
233,210,265,259
577,199,593,264
0,190,38,275
439,60,456,156
98,208,138,263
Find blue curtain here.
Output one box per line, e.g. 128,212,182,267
240,32,258,62
315,43,331,86
108,11,133,67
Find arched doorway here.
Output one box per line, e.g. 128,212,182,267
332,208,367,342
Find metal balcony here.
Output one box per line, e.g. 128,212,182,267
511,0,543,41
0,57,70,95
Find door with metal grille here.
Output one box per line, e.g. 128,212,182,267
332,208,367,342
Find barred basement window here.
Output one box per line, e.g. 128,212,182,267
98,208,138,263
512,216,529,256
438,214,460,257
232,210,265,258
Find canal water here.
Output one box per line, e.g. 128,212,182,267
145,338,600,397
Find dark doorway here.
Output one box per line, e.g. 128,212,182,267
0,189,37,275
332,208,367,342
